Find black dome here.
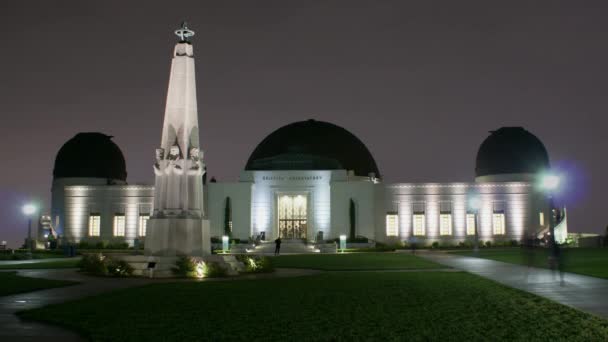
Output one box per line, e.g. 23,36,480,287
475,127,549,177
245,120,381,178
53,132,127,181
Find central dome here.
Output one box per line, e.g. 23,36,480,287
245,120,381,178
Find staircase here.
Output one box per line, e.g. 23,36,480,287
248,239,325,255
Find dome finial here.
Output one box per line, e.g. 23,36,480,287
175,21,195,43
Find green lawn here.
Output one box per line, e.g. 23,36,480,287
0,271,77,296
19,272,608,341
271,252,443,270
0,258,80,270
450,248,608,279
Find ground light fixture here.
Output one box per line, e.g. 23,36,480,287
339,235,347,252
222,235,229,253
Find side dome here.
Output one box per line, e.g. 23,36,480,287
245,119,381,178
53,132,127,181
475,127,549,178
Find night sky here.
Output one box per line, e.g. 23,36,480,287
1,1,607,247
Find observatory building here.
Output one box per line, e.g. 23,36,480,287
47,24,567,251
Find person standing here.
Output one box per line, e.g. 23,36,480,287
274,237,282,256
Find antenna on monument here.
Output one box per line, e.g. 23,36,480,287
175,21,195,43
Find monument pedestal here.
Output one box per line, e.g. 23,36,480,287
145,218,211,257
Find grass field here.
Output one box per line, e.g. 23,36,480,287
450,248,608,279
0,271,77,297
18,271,608,341
270,252,443,270
0,258,80,270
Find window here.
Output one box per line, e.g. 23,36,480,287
466,213,476,236
89,214,100,237
440,214,452,235
386,213,399,237
493,213,505,235
113,214,126,237
413,214,426,236
139,215,149,237
539,212,545,226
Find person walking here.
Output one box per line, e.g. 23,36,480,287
274,237,282,256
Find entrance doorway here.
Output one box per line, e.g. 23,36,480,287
278,194,307,239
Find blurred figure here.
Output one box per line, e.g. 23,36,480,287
274,237,282,256
523,232,537,282
409,235,417,254
549,208,566,286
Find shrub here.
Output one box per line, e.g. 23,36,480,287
510,240,519,247
431,241,439,249
78,241,92,249
235,255,274,273
210,237,221,243
460,240,473,249
77,254,108,275
485,241,492,248
172,255,197,278
204,262,228,278
106,259,134,277
95,241,107,249
106,242,129,250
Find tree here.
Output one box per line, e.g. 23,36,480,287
224,197,232,237
349,199,356,240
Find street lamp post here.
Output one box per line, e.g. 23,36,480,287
539,173,561,260
22,203,37,257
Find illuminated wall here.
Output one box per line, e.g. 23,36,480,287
244,170,332,241
63,185,154,245
384,182,535,244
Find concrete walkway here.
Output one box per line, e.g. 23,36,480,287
0,267,320,341
0,257,79,266
416,251,608,319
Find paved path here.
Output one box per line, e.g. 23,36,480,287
0,257,79,266
416,251,608,319
0,267,320,341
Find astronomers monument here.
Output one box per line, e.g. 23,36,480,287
144,23,210,257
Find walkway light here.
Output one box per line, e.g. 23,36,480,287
540,173,560,191
539,172,563,261
22,203,37,216
22,203,38,255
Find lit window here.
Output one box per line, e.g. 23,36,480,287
413,214,425,236
539,212,545,226
493,213,505,235
466,213,476,236
89,214,100,237
113,215,126,237
440,214,452,235
386,213,399,237
139,215,149,237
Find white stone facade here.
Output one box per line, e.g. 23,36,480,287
58,172,557,246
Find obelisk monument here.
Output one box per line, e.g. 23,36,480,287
145,22,210,256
